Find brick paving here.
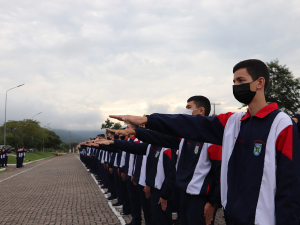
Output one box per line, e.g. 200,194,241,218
0,154,226,225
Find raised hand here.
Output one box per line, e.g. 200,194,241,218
109,115,148,125
106,128,136,136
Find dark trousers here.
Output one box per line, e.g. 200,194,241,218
113,167,123,204
137,184,152,225
150,188,172,225
17,157,22,168
108,168,117,197
127,179,142,225
4,156,8,166
171,185,181,219
180,192,218,225
121,179,131,214
98,163,104,181
103,168,109,188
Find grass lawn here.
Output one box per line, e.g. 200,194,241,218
7,152,54,164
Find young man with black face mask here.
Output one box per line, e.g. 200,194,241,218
109,59,300,225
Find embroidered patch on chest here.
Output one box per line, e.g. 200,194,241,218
155,151,160,158
253,143,262,156
194,145,199,154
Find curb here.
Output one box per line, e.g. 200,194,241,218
7,156,55,166
0,168,7,172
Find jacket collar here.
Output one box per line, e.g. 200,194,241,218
241,103,278,121
130,136,136,140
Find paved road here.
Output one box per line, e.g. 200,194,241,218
0,154,226,225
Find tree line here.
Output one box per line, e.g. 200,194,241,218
0,119,62,150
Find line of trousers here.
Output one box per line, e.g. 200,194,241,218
180,191,218,225
108,169,117,198
127,179,142,225
137,184,152,225
121,178,131,214
113,167,123,204
150,187,172,225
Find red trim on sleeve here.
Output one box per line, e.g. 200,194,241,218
217,112,234,127
163,149,172,160
208,145,222,161
130,136,136,140
206,185,209,195
276,125,293,161
135,140,141,143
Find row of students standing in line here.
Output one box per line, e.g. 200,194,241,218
105,59,300,225
79,95,223,225
80,59,300,225
0,147,26,168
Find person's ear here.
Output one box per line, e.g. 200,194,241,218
199,107,205,116
257,77,265,91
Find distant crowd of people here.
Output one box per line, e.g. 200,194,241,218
78,59,300,225
0,146,26,168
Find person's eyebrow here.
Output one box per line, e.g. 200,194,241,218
233,76,245,82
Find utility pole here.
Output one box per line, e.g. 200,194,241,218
4,84,25,146
211,103,221,116
69,131,71,153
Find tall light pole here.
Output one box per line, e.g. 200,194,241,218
211,103,221,116
31,112,42,142
4,84,25,146
69,131,71,153
32,112,42,120
43,123,51,152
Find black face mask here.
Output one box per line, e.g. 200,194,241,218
107,137,111,140
233,82,257,105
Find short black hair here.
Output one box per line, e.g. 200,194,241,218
114,134,119,140
128,123,139,129
99,134,105,138
233,59,270,91
108,131,114,135
187,96,211,116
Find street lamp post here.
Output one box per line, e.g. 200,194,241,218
3,84,25,146
31,112,42,143
32,112,42,120
211,103,221,116
43,123,51,152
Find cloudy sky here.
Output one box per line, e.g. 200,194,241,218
1,0,300,131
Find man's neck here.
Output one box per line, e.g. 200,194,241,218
248,97,268,117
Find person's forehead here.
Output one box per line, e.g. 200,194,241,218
186,101,195,106
233,68,251,79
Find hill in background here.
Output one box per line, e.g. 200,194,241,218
52,129,106,143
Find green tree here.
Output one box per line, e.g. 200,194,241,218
0,119,62,150
101,118,121,134
266,59,300,115
101,118,114,129
111,122,122,129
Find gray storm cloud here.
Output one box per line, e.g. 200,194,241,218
0,0,299,131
